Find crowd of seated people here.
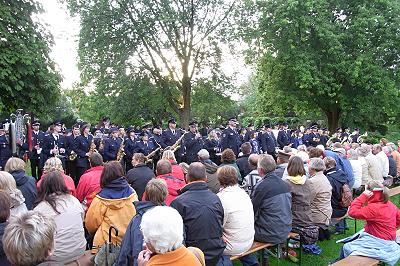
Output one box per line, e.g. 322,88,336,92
0,140,399,266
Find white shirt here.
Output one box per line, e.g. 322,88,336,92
35,194,86,263
376,151,389,177
217,185,254,255
349,159,362,189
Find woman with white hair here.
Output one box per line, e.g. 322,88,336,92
138,206,205,266
307,158,332,240
4,158,36,210
0,171,27,220
162,150,185,181
37,157,76,196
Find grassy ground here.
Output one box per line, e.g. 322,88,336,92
233,194,400,266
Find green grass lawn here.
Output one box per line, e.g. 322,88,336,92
233,194,400,266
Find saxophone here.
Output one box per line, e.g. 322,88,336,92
117,139,126,163
144,147,161,163
357,132,368,144
164,132,186,153
89,138,98,154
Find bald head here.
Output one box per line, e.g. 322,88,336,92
248,154,259,169
187,162,207,182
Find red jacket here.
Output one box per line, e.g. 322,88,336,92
169,160,185,181
38,171,76,196
76,166,104,210
348,192,400,240
156,173,186,205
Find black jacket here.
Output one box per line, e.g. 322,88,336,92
221,127,241,155
170,182,225,266
0,222,10,266
324,167,348,218
252,172,292,244
115,201,157,266
126,164,155,200
236,154,251,178
260,132,277,153
183,131,203,164
10,170,37,210
73,135,93,168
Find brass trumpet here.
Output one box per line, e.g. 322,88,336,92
69,150,77,161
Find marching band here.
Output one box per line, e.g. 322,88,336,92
0,111,370,182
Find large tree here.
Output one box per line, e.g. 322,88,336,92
244,0,400,131
0,0,61,116
67,0,236,127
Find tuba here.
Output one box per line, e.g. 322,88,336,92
9,109,31,156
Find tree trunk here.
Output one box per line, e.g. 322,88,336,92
325,108,340,133
179,75,191,129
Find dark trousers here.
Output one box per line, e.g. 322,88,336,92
76,166,88,186
30,158,42,180
66,160,78,184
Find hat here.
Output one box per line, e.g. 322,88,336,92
127,126,135,134
72,123,80,129
247,123,254,128
109,127,119,133
153,125,161,130
354,128,360,131
168,118,176,124
264,124,272,129
32,120,40,126
53,120,62,126
336,127,342,131
228,117,237,122
282,122,288,126
189,121,198,127
277,150,291,160
81,123,91,131
140,131,149,137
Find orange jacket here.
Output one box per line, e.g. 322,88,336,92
85,192,138,249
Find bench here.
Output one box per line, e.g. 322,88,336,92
331,229,400,266
230,232,301,265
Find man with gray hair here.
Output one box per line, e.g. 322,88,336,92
197,149,220,193
3,211,61,266
373,144,389,178
241,154,292,265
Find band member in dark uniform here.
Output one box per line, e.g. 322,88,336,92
42,120,67,169
307,125,321,147
0,123,12,170
103,127,122,162
124,127,137,172
134,131,156,156
65,124,80,181
161,118,182,162
351,128,360,143
204,129,220,165
277,122,291,149
183,121,203,164
73,123,93,184
25,120,44,179
243,123,255,143
260,124,277,161
220,117,242,156
320,128,329,147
